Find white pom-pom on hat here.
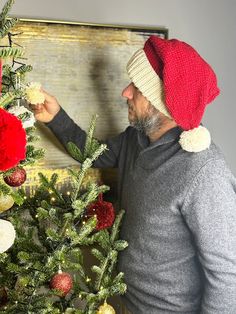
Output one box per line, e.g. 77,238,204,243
0,219,16,253
179,126,211,152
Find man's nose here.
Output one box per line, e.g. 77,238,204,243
122,83,133,99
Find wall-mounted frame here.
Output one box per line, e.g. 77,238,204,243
12,19,168,193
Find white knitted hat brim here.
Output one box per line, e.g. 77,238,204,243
126,49,171,119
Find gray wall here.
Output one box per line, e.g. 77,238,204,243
4,0,236,174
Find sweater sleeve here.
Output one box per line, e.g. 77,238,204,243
46,107,125,168
181,159,236,314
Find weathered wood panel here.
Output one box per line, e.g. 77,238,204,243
12,20,167,191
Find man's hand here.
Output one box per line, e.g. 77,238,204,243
31,90,60,123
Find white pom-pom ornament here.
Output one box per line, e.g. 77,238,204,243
25,82,45,105
0,219,16,253
179,126,211,153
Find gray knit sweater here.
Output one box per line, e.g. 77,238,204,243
47,108,236,314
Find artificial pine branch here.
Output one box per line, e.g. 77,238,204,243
0,46,23,58
26,133,40,143
96,230,111,251
91,248,105,263
72,183,109,215
0,182,11,194
20,146,44,166
0,17,18,38
110,209,126,244
0,91,15,107
17,111,32,121
2,64,11,75
15,64,33,74
67,115,107,165
71,145,107,202
0,0,15,23
72,216,97,245
10,190,25,205
83,114,98,158
67,142,84,163
37,172,64,203
93,254,110,291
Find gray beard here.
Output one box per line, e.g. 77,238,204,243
130,109,162,135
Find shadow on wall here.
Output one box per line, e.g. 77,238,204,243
90,53,121,138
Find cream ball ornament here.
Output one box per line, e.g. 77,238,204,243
0,219,16,253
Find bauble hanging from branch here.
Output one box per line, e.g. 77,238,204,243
97,302,116,314
4,167,27,187
50,270,73,297
0,219,16,253
0,194,14,213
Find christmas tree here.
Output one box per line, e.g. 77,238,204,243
0,0,44,212
0,1,128,313
0,115,128,314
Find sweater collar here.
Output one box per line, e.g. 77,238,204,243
137,126,182,149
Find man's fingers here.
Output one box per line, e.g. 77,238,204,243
40,89,56,103
29,103,43,112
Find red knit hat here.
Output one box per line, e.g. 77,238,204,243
127,35,220,152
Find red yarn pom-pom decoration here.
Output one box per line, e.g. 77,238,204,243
0,108,26,171
86,194,115,231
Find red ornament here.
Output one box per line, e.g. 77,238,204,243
86,194,115,231
4,167,27,187
0,108,26,171
50,271,73,297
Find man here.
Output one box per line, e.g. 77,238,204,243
33,36,236,314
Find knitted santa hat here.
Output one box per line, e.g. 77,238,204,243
127,35,220,152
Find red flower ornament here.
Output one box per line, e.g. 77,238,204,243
86,194,115,231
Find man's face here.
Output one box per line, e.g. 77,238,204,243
122,83,150,124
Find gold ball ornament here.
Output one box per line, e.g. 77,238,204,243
0,194,14,213
97,302,116,314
